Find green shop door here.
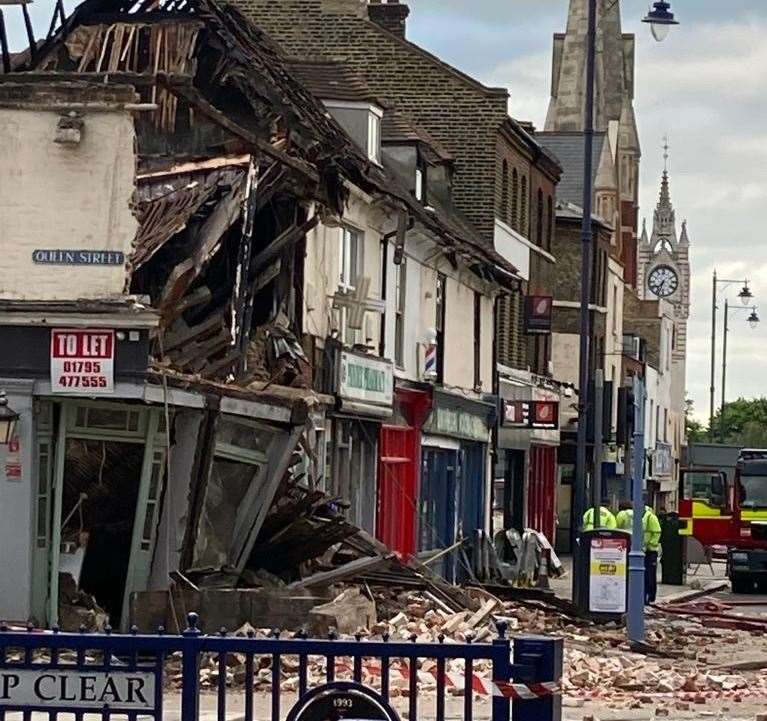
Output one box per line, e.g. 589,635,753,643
44,402,166,629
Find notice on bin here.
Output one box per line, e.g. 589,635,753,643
589,537,627,613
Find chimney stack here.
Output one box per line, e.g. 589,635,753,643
367,0,410,39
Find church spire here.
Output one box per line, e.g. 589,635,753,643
545,0,636,133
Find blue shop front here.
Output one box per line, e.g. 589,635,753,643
416,389,496,581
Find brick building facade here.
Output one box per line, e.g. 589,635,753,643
234,0,560,372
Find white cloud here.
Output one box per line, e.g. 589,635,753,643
411,2,767,419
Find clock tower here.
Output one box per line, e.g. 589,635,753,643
638,154,691,342
637,146,691,431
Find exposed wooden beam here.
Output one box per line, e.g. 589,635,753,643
158,74,320,184
287,555,390,590
158,180,244,320
251,214,319,275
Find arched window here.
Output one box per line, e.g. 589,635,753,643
511,168,519,229
500,160,509,222
536,188,544,246
547,195,553,250
520,176,528,235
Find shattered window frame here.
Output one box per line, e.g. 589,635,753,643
192,416,275,568
337,225,364,345
70,402,147,440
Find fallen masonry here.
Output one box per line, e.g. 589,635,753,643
140,587,767,709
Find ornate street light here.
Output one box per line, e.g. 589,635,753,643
643,1,679,42
710,273,756,438
576,0,681,640
720,302,760,440
0,391,20,445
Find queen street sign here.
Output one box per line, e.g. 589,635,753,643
32,249,126,266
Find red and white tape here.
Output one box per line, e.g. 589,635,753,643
493,680,560,700
332,659,559,700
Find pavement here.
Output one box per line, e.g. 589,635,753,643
549,554,767,621
548,554,730,603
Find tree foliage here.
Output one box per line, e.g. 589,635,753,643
685,397,707,443
709,397,767,446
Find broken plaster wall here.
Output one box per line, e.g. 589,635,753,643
391,234,495,392
303,190,386,347
148,410,203,590
0,102,137,301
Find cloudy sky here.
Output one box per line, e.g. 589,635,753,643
405,0,767,422
5,0,766,421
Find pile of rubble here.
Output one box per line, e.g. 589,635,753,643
58,572,108,632
163,584,767,705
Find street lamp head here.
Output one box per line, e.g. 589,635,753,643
0,391,19,445
643,1,679,42
748,310,760,330
739,283,754,305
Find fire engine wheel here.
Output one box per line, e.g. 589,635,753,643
731,574,755,594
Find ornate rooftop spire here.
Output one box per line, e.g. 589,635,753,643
679,219,690,247
640,217,649,245
651,147,677,249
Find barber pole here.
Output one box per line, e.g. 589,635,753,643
423,342,437,379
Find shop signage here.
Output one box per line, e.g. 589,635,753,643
4,435,21,482
50,329,115,394
424,406,489,442
0,669,155,711
32,249,126,266
524,295,553,334
588,536,628,614
503,400,559,430
653,441,673,478
338,351,393,407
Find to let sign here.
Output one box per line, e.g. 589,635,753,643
50,329,115,394
0,669,155,711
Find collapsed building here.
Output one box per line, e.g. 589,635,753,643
0,0,522,630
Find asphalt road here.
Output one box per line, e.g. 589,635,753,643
713,586,767,618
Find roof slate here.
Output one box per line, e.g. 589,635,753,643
287,59,379,104
536,131,606,207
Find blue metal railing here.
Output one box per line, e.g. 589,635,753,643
0,613,562,721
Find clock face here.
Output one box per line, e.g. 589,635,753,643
647,264,679,298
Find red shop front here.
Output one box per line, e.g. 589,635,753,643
376,385,431,558
498,382,560,542
526,444,558,541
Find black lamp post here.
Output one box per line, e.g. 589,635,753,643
709,273,754,440
720,301,760,441
0,391,19,445
573,0,679,608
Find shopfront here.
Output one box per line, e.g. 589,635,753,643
417,390,496,581
0,321,310,630
377,384,431,558
326,349,394,535
0,320,157,627
497,376,560,542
